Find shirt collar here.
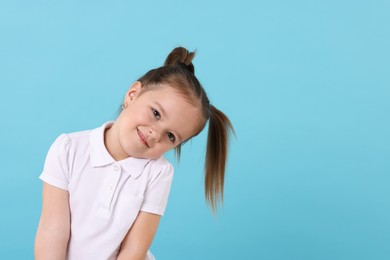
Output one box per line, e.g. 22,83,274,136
89,121,151,179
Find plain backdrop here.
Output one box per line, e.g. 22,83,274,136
1,1,389,259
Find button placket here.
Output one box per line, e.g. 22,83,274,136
101,164,121,214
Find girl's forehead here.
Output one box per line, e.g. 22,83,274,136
146,87,200,114
142,85,195,105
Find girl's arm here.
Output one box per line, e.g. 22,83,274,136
35,183,71,260
117,211,161,260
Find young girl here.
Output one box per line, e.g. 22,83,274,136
35,47,234,260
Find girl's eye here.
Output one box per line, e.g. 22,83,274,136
152,108,161,120
167,132,176,143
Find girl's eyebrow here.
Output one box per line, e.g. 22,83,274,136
174,132,183,143
154,101,166,117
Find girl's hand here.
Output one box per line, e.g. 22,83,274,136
34,183,70,260
117,211,161,260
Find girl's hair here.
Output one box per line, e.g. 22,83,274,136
137,47,234,213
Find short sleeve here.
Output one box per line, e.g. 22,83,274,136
39,134,71,191
140,161,174,216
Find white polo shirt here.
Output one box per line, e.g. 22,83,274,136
39,121,174,260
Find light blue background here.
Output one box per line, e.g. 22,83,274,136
1,0,389,259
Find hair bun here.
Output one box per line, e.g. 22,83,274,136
164,47,195,74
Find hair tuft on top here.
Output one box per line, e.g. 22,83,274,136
164,47,195,74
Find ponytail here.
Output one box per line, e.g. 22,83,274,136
205,105,234,213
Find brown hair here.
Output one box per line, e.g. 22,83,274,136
137,47,234,213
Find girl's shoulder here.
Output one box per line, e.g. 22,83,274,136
65,128,94,141
47,127,95,158
150,155,172,170
146,156,174,180
51,128,93,144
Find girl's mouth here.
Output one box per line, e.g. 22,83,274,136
137,128,149,148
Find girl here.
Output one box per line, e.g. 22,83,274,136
35,47,234,260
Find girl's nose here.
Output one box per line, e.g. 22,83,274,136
149,128,162,143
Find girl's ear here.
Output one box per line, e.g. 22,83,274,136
125,81,142,102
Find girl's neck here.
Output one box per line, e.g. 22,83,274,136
104,123,128,161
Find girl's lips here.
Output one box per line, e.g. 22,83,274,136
137,128,149,148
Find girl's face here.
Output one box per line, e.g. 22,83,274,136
113,82,203,160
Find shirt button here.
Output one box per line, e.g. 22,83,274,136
108,184,113,190
113,165,119,171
